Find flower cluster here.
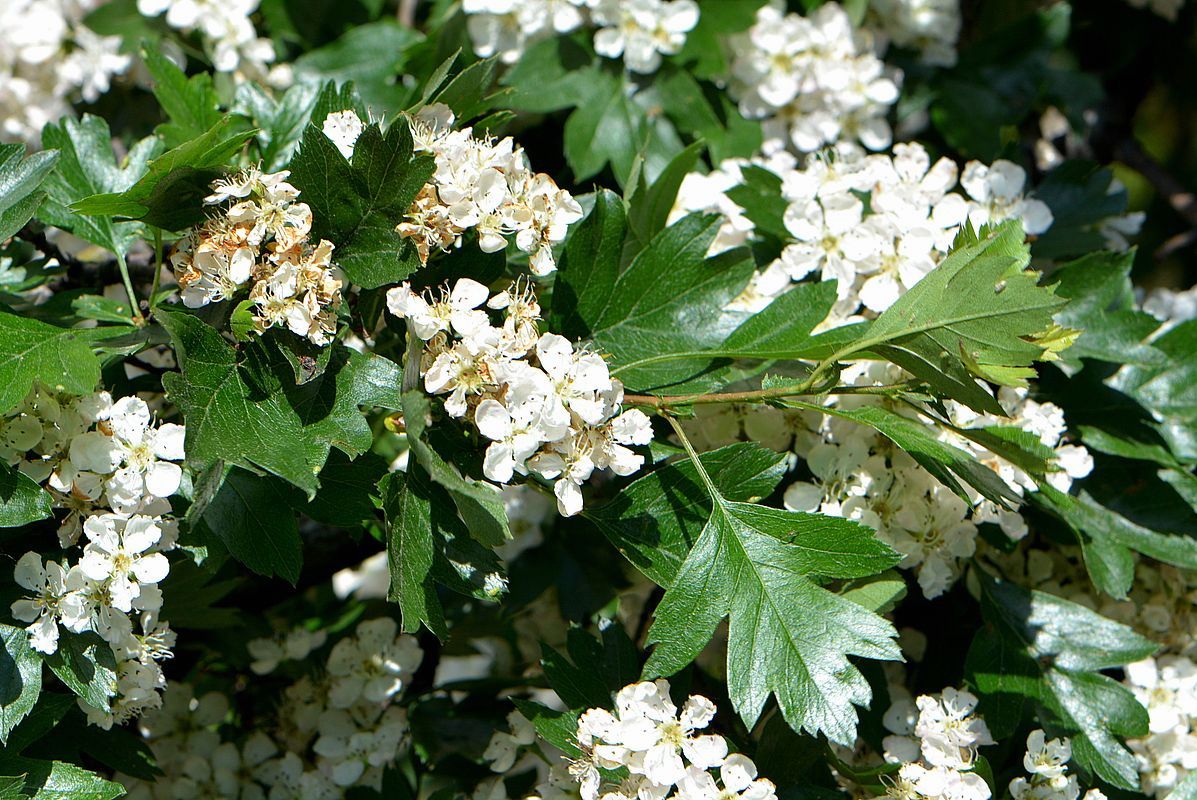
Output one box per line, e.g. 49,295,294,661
780,362,1089,598
727,143,1052,321
867,0,962,67
136,0,285,84
119,617,423,797
170,167,343,345
1009,730,1104,800
463,0,699,74
571,679,777,800
1123,656,1197,796
401,105,583,276
681,353,1091,600
0,0,130,144
6,389,184,727
727,2,901,154
387,277,653,516
247,625,329,675
879,687,994,800
1125,0,1186,20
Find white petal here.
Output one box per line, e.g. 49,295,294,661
132,553,170,585
145,461,183,498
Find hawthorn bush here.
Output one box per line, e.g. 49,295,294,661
1,0,1196,798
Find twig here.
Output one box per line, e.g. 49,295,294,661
1117,138,1197,227
1155,227,1197,260
398,0,418,26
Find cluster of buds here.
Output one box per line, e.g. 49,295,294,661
170,168,343,345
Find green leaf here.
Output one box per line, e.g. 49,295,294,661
1032,162,1133,261
306,450,387,527
4,693,73,754
38,115,162,257
288,120,435,289
381,465,445,638
573,213,753,392
233,82,321,171
201,466,302,585
859,221,1068,415
77,723,162,780
310,80,368,126
0,776,22,800
587,442,788,585
142,47,223,148
0,145,58,241
724,165,788,241
293,20,421,112
430,57,500,121
157,559,242,631
1051,250,1164,369
0,312,104,414
789,402,1022,508
968,569,1155,789
839,570,908,614
0,463,52,528
44,633,117,713
70,116,255,232
564,71,647,185
0,625,41,746
540,641,613,710
510,699,580,757
500,34,597,114
1112,319,1197,463
627,141,705,248
400,388,510,546
1035,484,1197,593
645,448,901,744
159,309,402,496
0,757,124,800
675,0,765,78
720,281,838,358
552,189,628,340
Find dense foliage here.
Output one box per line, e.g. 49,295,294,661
1,1,1197,799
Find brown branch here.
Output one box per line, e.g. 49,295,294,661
398,0,418,26
1116,138,1197,228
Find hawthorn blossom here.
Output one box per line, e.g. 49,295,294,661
390,278,654,517
727,2,901,153
10,552,80,653
323,110,365,160
326,617,423,708
400,106,583,274
591,0,700,74
79,514,171,613
172,169,343,345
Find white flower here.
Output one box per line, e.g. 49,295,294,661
537,333,613,426
595,681,727,787
313,705,409,786
326,617,423,708
475,398,547,483
959,160,1053,235
1023,730,1071,779
10,552,80,653
915,688,994,769
387,278,492,341
322,110,364,160
592,0,699,74
79,514,171,613
484,710,537,772
676,757,777,800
